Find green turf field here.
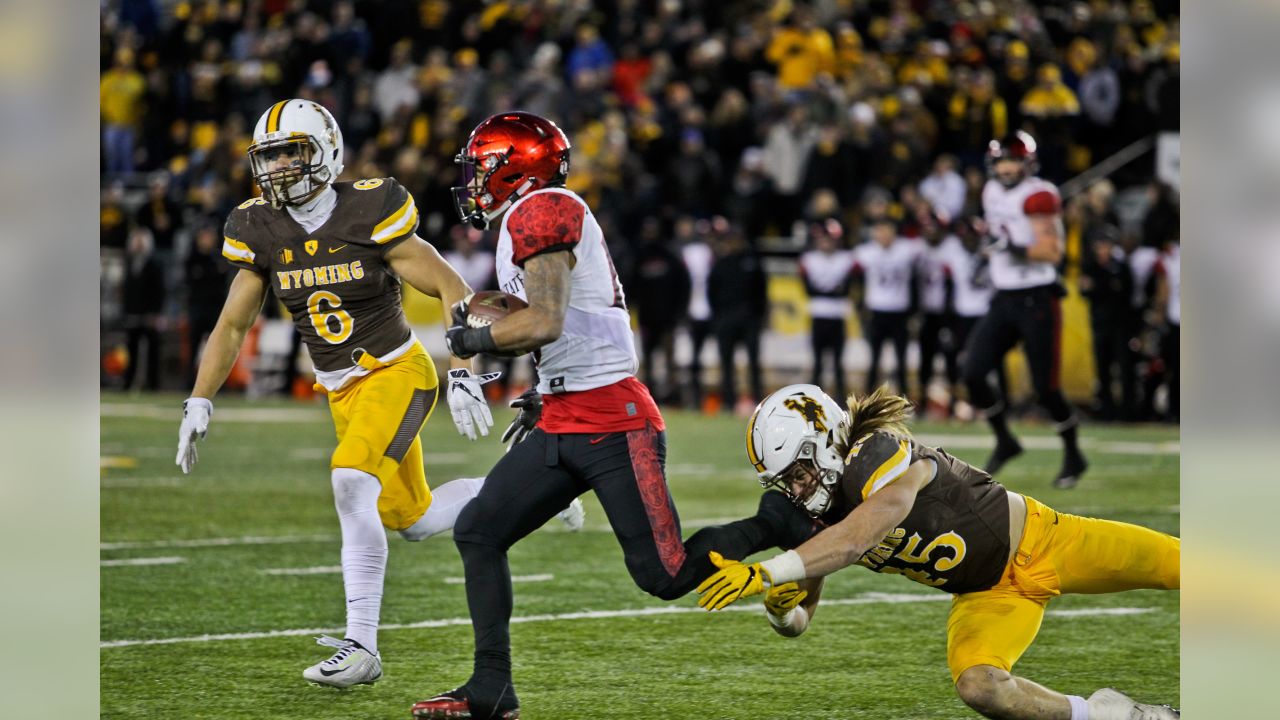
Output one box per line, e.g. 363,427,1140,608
101,394,1179,719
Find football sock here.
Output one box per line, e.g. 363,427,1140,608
1067,694,1089,720
332,468,387,655
399,476,485,541
456,537,514,682
982,400,1015,444
1054,414,1082,455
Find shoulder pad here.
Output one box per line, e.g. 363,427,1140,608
348,178,418,246
222,198,271,271
844,431,913,501
507,190,585,267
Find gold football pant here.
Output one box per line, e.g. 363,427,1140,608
946,494,1180,682
326,342,439,531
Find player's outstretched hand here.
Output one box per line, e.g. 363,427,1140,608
697,551,772,611
175,398,212,474
764,582,808,618
447,368,502,441
501,388,542,449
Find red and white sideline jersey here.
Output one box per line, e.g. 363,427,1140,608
982,177,1062,290
495,187,662,432
854,238,924,312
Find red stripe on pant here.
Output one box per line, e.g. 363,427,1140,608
626,425,686,577
1049,295,1062,391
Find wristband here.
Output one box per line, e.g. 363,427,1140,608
1008,243,1028,260
759,550,806,586
461,325,498,355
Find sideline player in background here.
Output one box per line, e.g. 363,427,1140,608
699,385,1180,719
854,217,922,396
173,99,502,688
411,111,792,720
799,218,856,403
963,132,1088,488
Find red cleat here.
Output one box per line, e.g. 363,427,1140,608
411,688,520,720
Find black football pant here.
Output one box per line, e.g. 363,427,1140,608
865,310,910,395
918,312,959,404
1089,314,1133,419
810,317,847,402
962,286,1080,447
451,424,779,707
686,318,713,408
716,315,763,407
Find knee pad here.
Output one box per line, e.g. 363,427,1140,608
331,468,381,516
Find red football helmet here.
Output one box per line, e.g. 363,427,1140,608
986,130,1039,188
453,111,572,229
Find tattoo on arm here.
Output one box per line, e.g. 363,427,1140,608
524,253,572,317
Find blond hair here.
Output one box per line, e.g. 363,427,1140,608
834,385,914,456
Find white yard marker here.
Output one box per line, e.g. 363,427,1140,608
261,566,343,576
917,433,1179,455
101,534,336,551
444,574,553,585
1047,607,1155,617
99,592,1160,649
101,556,186,568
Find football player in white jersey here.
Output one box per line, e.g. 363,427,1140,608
914,208,966,416
962,132,1088,488
854,217,924,397
412,111,792,720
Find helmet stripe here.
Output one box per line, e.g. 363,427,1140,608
745,406,766,472
265,100,287,133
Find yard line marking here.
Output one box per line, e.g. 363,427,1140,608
101,556,186,567
101,476,183,489
917,434,1179,455
101,534,336,551
1046,607,1154,617
102,403,329,423
444,574,553,585
99,594,1159,649
262,566,342,576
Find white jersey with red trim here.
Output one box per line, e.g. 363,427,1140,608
495,187,637,394
854,238,924,312
982,177,1061,290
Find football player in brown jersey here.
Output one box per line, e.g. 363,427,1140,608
174,99,503,688
699,384,1180,719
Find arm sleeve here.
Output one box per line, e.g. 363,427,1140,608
507,192,586,267
370,178,420,248
844,432,914,501
221,209,267,275
1022,189,1061,216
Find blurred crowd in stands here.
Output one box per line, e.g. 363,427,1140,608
100,0,1179,422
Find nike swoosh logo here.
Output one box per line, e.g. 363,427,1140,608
319,666,348,677
329,244,347,254
452,383,482,402
589,435,609,444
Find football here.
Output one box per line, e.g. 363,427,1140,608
464,290,528,328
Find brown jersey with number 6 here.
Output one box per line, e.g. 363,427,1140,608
221,178,418,374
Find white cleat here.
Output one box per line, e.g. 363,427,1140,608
556,497,586,532
303,635,382,688
1088,688,1180,719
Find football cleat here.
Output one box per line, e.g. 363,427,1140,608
411,688,520,719
556,497,585,532
983,436,1023,477
1053,449,1089,490
1087,688,1180,719
302,635,382,688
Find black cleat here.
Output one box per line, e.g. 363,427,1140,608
1053,450,1089,489
984,437,1023,476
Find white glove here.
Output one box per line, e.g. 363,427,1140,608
175,397,213,474
447,369,502,441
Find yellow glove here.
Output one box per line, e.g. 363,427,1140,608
764,582,808,617
696,551,773,611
